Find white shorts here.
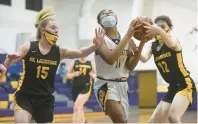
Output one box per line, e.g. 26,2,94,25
93,78,129,120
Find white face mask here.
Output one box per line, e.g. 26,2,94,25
100,16,117,28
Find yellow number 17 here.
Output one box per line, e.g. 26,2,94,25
158,61,170,73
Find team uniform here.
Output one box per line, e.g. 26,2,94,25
94,35,129,120
14,41,60,123
151,40,196,104
72,60,92,102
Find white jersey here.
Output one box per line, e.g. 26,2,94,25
95,35,129,79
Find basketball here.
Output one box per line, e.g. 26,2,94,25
133,16,154,41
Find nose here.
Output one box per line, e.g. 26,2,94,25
55,29,58,36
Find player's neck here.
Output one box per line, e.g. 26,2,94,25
39,38,52,50
79,58,87,63
105,27,118,39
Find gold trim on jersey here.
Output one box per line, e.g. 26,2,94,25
15,59,26,92
177,77,193,104
176,52,189,77
97,76,127,82
13,95,23,111
14,102,23,111
75,65,91,69
97,87,110,111
103,90,110,111
84,79,93,99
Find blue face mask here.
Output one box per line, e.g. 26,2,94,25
100,16,117,28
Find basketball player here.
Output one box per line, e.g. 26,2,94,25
0,64,6,82
93,9,147,123
3,8,104,123
67,55,96,123
141,15,197,123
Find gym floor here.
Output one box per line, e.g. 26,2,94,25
54,106,197,123
0,106,196,123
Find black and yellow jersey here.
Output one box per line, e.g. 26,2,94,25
151,40,195,88
15,41,60,96
73,60,92,86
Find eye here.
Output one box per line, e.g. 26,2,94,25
161,26,165,29
50,26,56,30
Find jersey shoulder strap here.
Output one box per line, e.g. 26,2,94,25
24,41,38,58
151,40,158,51
74,60,80,65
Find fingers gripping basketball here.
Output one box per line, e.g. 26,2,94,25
133,16,154,42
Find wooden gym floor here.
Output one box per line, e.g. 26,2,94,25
0,106,196,123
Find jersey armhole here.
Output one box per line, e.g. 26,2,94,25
24,41,36,59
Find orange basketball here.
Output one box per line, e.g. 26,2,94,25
133,16,154,41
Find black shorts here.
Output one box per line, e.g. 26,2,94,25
162,78,197,106
72,82,92,102
14,94,54,123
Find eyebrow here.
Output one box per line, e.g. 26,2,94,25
158,24,165,27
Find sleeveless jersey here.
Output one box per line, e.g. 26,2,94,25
15,41,60,96
151,40,194,87
95,35,129,79
73,60,92,86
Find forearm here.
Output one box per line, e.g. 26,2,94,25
105,35,130,64
158,29,176,47
67,73,76,79
126,42,145,71
4,58,15,68
89,72,96,79
112,35,130,59
79,45,97,57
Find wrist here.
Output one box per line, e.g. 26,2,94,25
92,44,97,50
140,41,145,45
124,35,131,41
156,27,163,35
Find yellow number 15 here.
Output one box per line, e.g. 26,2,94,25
37,66,49,79
158,61,170,73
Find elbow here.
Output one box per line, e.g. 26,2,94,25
106,56,118,65
126,64,135,71
168,43,177,49
106,59,116,65
141,59,147,63
140,58,148,63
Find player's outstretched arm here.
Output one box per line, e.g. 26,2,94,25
140,43,152,63
143,22,181,51
96,20,142,65
4,42,30,68
60,28,104,60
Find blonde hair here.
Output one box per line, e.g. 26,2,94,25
35,7,55,40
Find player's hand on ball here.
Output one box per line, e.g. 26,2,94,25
126,19,142,38
143,22,161,37
93,28,105,49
